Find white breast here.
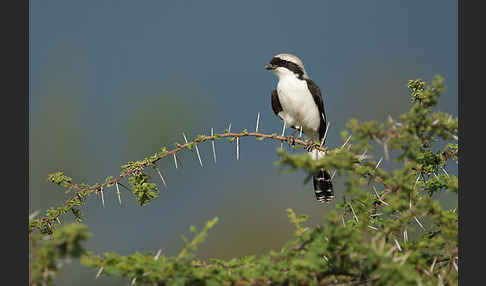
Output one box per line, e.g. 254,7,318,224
277,76,321,140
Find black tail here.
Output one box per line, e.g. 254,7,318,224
313,169,334,203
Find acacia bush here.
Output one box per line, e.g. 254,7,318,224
29,76,458,285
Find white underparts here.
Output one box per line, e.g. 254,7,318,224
275,71,323,161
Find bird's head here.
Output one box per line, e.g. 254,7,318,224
265,53,309,80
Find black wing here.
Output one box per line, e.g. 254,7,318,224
271,89,283,119
305,79,327,142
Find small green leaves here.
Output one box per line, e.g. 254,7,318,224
177,217,219,259
128,172,159,206
187,142,195,150
47,172,72,188
30,76,457,286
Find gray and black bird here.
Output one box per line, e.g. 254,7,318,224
265,53,333,202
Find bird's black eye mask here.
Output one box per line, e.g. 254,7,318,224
268,57,305,79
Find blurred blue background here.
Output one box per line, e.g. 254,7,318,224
29,1,457,285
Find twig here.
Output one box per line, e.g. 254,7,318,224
38,128,400,228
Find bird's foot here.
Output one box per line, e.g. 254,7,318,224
287,135,296,147
305,139,316,152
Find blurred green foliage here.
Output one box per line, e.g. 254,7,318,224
29,76,457,285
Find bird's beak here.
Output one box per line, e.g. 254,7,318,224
265,64,276,70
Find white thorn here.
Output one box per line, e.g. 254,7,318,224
131,277,136,285
349,203,359,223
368,225,378,230
359,150,368,161
321,121,330,147
453,259,458,272
372,185,389,206
236,137,239,160
441,167,449,177
372,185,380,199
394,239,402,251
414,216,425,230
194,144,203,167
342,216,346,227
331,170,337,180
414,174,421,190
56,217,61,225
341,135,352,148
280,121,286,149
100,187,105,208
116,182,122,205
154,249,162,260
383,141,389,161
173,153,178,169
255,112,260,133
228,123,232,133
403,228,408,243
430,256,437,273
211,128,216,163
155,165,167,188
374,157,383,170
183,132,203,167
95,267,104,279
299,125,303,138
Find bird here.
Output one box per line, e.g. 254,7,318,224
265,53,333,203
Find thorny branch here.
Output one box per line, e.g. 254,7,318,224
32,130,336,232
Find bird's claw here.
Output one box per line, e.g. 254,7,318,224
305,139,316,152
287,135,296,147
